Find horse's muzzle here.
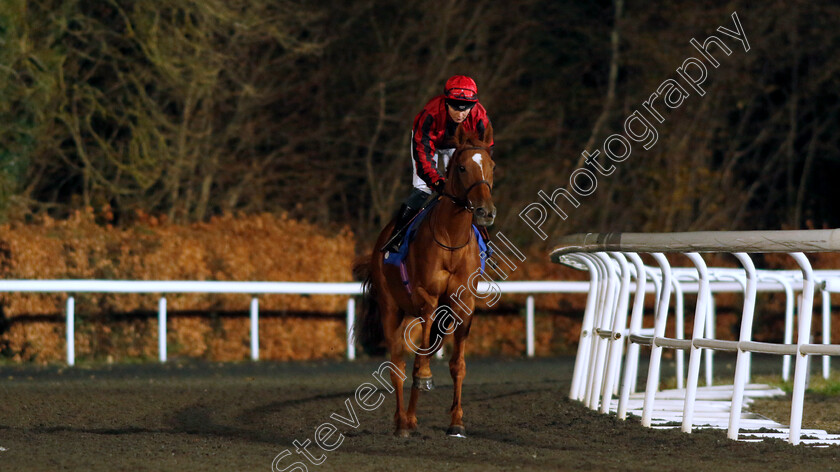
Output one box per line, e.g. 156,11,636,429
473,204,496,227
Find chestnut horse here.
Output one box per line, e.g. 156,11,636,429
354,123,495,438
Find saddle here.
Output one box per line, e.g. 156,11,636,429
384,202,490,294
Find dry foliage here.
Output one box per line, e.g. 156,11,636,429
0,209,354,362
0,210,591,363
2,211,832,363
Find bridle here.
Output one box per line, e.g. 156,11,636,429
430,145,493,250
440,146,493,213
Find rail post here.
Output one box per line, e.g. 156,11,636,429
789,252,815,445
727,253,757,440
346,298,356,360
641,253,672,427
617,253,647,419
251,297,259,361
821,288,831,379
66,296,75,366
600,252,631,413
526,295,535,357
680,253,709,433
158,297,167,363
569,255,600,400
587,253,616,410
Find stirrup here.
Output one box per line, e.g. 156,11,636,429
381,234,403,253
381,224,408,253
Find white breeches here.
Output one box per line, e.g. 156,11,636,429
411,147,455,193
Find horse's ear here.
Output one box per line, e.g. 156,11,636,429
454,123,468,147
481,122,493,147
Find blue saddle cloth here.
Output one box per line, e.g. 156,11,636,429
383,202,490,274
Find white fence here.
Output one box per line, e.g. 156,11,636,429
0,280,590,365
551,229,840,446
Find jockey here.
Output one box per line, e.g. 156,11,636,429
381,75,494,254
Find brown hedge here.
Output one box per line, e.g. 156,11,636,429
0,209,354,363
0,211,600,363
3,212,826,364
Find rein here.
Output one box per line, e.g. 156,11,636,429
428,200,473,251
441,180,492,212
430,145,493,251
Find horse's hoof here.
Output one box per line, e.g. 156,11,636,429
446,425,467,438
413,376,435,391
394,429,411,438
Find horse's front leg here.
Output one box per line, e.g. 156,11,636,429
408,288,439,390
412,310,436,389
447,322,470,437
406,311,436,431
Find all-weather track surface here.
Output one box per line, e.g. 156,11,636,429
0,355,837,471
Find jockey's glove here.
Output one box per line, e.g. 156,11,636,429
432,179,446,194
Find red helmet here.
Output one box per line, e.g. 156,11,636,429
444,75,478,102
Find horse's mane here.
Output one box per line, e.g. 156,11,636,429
460,131,489,149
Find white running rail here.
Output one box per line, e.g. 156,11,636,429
0,280,591,364
552,229,840,446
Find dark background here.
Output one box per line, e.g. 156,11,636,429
2,0,838,249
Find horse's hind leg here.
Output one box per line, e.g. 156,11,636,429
389,333,412,437
447,322,470,438
382,307,411,437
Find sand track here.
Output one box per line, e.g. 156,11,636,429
0,356,835,471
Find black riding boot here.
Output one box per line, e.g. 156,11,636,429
381,203,420,253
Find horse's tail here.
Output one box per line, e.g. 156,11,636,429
352,255,387,356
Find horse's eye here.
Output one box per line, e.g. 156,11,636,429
458,165,466,172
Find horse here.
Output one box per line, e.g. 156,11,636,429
354,123,495,438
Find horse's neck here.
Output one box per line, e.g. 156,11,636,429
427,198,473,245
